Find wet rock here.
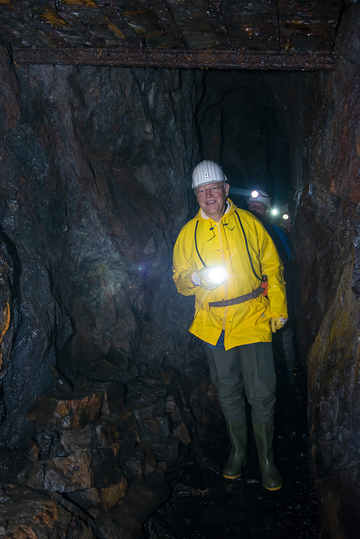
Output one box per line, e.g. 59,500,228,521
146,436,180,463
0,484,95,539
136,417,171,441
67,487,102,511
293,4,360,537
0,43,199,445
112,433,139,466
125,448,146,480
50,365,73,391
27,462,45,490
35,431,53,457
60,424,96,453
189,381,223,429
174,378,194,411
90,433,137,485
97,478,129,511
44,451,93,492
165,395,177,414
50,433,69,459
94,412,138,447
136,441,157,473
0,447,31,484
96,468,171,539
0,235,20,430
25,391,103,431
134,400,166,422
5,371,226,536
103,382,126,415
172,421,192,446
129,381,168,409
26,437,42,461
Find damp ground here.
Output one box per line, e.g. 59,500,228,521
144,361,318,539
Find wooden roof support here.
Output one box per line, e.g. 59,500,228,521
13,48,336,70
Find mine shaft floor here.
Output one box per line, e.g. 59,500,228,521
145,362,318,539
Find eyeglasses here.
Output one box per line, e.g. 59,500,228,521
195,184,224,196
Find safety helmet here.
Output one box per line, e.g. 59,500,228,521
192,160,228,189
247,189,271,208
280,203,290,222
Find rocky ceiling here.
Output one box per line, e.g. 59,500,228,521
0,0,347,69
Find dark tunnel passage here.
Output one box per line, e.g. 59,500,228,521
0,5,360,538
195,70,292,211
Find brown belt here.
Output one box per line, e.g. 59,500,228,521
209,286,263,308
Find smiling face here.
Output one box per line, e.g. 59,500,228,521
195,181,230,222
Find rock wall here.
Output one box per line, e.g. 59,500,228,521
0,40,201,446
0,4,359,533
294,4,360,538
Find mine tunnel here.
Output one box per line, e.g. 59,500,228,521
0,1,360,538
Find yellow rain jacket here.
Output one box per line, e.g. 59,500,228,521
172,199,288,349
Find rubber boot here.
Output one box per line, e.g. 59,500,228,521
252,422,283,491
222,417,248,479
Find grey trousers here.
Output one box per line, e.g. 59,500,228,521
205,342,277,425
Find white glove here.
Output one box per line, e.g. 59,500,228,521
191,267,226,290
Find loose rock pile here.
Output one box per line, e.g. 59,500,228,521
0,366,223,538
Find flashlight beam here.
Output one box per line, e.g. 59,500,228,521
229,188,253,196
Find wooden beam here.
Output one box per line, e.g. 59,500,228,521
13,48,337,70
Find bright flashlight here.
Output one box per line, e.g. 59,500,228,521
282,212,290,221
251,190,259,199
207,267,227,285
271,208,278,216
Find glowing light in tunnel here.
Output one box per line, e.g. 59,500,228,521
207,267,227,285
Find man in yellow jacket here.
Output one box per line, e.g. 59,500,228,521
173,160,288,491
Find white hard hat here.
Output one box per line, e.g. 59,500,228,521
247,189,271,208
192,160,227,189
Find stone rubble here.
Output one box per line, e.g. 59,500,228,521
0,366,223,538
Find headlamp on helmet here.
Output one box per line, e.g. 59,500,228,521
247,189,271,208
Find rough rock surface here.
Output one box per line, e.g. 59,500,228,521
0,4,359,538
294,4,360,538
0,38,200,445
0,1,342,53
0,364,223,538
0,483,96,539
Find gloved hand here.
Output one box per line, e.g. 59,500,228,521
270,317,288,333
193,266,225,290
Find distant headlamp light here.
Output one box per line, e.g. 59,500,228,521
271,208,278,216
282,212,290,221
207,267,227,284
251,190,259,199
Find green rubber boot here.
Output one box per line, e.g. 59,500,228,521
252,422,283,491
222,417,248,479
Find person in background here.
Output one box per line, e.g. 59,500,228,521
172,161,288,491
247,191,296,389
279,203,292,234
